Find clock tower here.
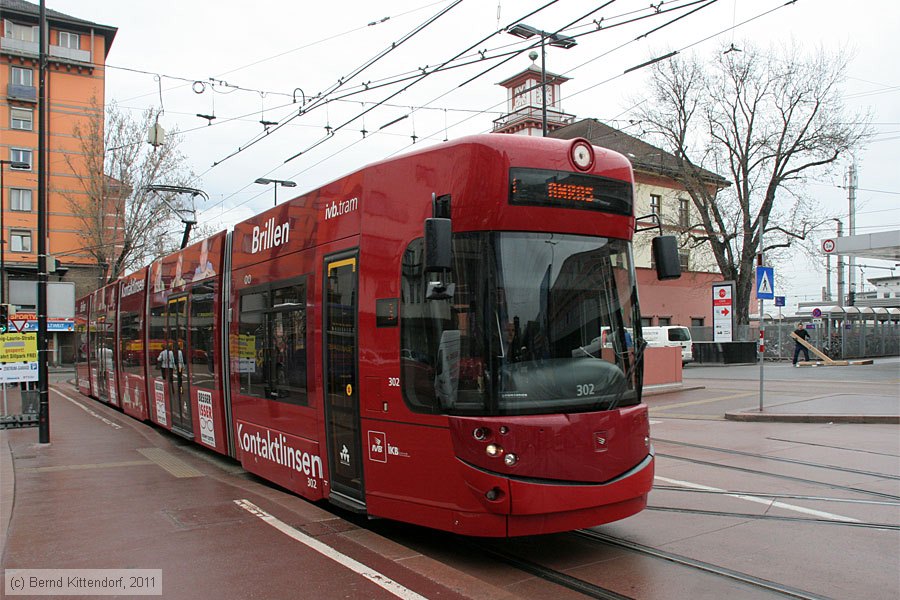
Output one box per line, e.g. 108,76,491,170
492,64,574,136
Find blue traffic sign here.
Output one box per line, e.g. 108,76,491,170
774,296,785,307
756,266,775,300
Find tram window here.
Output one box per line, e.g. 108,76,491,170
238,280,308,406
148,304,165,369
190,281,217,390
119,310,143,376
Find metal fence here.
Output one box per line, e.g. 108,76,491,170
690,320,900,361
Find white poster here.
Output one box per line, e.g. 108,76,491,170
712,282,734,343
197,390,216,447
154,380,167,426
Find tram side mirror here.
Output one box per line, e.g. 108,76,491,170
652,235,682,280
424,218,452,272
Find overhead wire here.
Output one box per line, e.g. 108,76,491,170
206,0,467,171
190,0,722,226
187,0,806,231
192,0,565,220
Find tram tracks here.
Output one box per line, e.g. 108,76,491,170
654,438,900,481
654,452,900,502
644,505,900,530
466,526,834,600
570,529,833,600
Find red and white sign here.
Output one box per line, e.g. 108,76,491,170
822,239,836,253
712,283,734,343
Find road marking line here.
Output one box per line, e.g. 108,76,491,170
654,476,861,523
235,499,427,600
51,388,122,429
652,391,756,411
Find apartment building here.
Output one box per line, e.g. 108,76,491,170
2,0,116,294
2,0,117,360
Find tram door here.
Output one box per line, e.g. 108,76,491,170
166,295,193,435
322,252,364,508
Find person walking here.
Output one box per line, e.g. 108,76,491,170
792,322,811,367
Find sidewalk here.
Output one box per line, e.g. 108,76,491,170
677,357,900,424
0,383,515,600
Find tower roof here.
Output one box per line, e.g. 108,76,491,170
497,64,570,88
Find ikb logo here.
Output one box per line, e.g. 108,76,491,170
368,431,387,463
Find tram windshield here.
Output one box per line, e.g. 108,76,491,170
401,232,642,416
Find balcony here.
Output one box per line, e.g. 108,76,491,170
50,44,91,63
1,37,92,66
7,84,37,103
492,106,576,132
0,36,38,55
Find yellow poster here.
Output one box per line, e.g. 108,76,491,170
0,333,38,363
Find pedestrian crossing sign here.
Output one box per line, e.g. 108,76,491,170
756,266,774,299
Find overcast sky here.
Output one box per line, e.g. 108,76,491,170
47,0,900,313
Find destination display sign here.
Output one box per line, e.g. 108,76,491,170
509,168,633,215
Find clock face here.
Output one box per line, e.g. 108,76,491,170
513,84,528,108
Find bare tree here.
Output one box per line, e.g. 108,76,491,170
637,43,870,325
64,100,199,283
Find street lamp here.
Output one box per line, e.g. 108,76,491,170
507,23,577,137
0,160,30,306
255,178,297,206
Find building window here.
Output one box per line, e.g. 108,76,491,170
11,230,32,253
679,197,690,227
10,188,32,212
4,21,37,42
10,108,33,131
691,318,704,327
658,317,671,326
650,194,661,217
641,317,652,327
678,249,690,271
58,31,80,49
9,149,32,170
10,66,33,86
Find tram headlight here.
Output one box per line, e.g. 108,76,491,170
485,443,502,457
503,453,518,466
473,427,488,441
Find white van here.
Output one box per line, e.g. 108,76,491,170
642,326,693,365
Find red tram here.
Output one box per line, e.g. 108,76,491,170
74,134,680,536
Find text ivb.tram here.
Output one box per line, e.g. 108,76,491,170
75,135,680,536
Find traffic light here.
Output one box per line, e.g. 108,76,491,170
0,304,8,334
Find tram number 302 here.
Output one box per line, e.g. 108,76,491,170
388,377,400,387
576,383,595,397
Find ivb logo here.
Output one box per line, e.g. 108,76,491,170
368,431,387,463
